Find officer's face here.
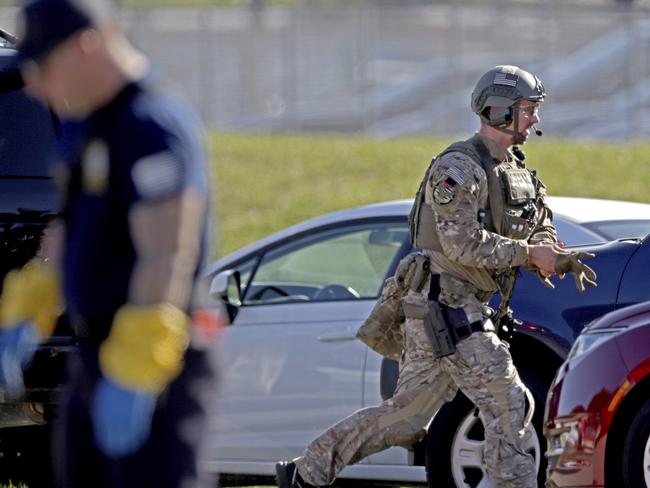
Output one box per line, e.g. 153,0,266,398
509,101,540,144
22,34,86,117
519,101,539,138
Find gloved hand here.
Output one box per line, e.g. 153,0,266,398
0,322,39,398
554,252,598,293
91,378,157,458
93,303,188,458
0,261,62,345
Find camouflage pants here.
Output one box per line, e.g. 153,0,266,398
294,298,536,487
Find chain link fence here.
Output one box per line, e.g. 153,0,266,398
2,1,650,140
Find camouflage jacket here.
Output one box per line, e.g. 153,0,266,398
424,133,557,294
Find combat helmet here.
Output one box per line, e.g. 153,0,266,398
471,65,545,144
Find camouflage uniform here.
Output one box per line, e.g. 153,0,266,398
424,133,556,487
292,133,556,488
296,263,457,487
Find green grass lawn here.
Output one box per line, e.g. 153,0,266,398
210,131,650,258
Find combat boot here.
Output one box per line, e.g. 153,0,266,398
275,461,318,488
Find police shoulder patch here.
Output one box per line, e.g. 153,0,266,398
131,150,183,200
81,139,110,195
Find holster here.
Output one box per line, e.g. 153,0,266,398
402,300,457,358
402,294,489,359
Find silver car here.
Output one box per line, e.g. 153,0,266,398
202,197,650,487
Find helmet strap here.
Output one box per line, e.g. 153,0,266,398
491,104,526,145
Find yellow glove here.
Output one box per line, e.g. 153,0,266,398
0,260,62,339
99,303,190,394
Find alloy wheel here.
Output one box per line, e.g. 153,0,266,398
450,410,541,488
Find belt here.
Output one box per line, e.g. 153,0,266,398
454,320,487,341
429,273,493,341
443,300,486,341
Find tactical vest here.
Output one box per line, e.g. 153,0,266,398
409,137,541,252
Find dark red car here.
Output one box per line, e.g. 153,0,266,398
545,301,650,488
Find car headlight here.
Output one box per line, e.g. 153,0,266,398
567,327,625,362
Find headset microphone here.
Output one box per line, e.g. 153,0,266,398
533,125,543,136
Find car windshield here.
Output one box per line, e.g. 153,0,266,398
0,53,56,178
584,220,650,241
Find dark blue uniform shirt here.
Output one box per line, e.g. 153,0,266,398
58,79,209,340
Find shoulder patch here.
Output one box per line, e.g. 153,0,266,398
81,139,110,195
131,150,183,199
433,177,458,205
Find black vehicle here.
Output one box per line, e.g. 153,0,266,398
0,37,71,486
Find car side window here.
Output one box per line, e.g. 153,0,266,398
243,222,409,305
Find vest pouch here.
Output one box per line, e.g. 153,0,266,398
501,168,536,205
502,210,533,240
356,276,404,361
413,203,443,251
409,161,444,252
410,141,485,252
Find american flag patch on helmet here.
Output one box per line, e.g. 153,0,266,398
494,72,518,87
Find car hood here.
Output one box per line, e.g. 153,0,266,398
509,238,642,356
586,300,650,332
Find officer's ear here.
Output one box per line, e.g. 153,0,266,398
485,106,512,127
78,28,103,56
504,107,513,123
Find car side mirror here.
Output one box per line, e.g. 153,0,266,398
210,269,242,308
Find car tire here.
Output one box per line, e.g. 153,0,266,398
425,365,547,488
621,398,650,487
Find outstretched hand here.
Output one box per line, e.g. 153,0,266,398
554,252,597,293
528,242,570,277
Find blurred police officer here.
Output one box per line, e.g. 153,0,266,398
0,0,223,486
276,66,596,488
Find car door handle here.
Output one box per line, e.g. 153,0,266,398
317,329,358,343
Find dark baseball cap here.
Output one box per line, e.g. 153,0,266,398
15,0,112,65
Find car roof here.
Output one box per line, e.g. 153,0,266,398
209,196,650,273
207,199,410,272
546,196,650,224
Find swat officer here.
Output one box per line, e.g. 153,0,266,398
0,0,224,486
276,65,596,488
